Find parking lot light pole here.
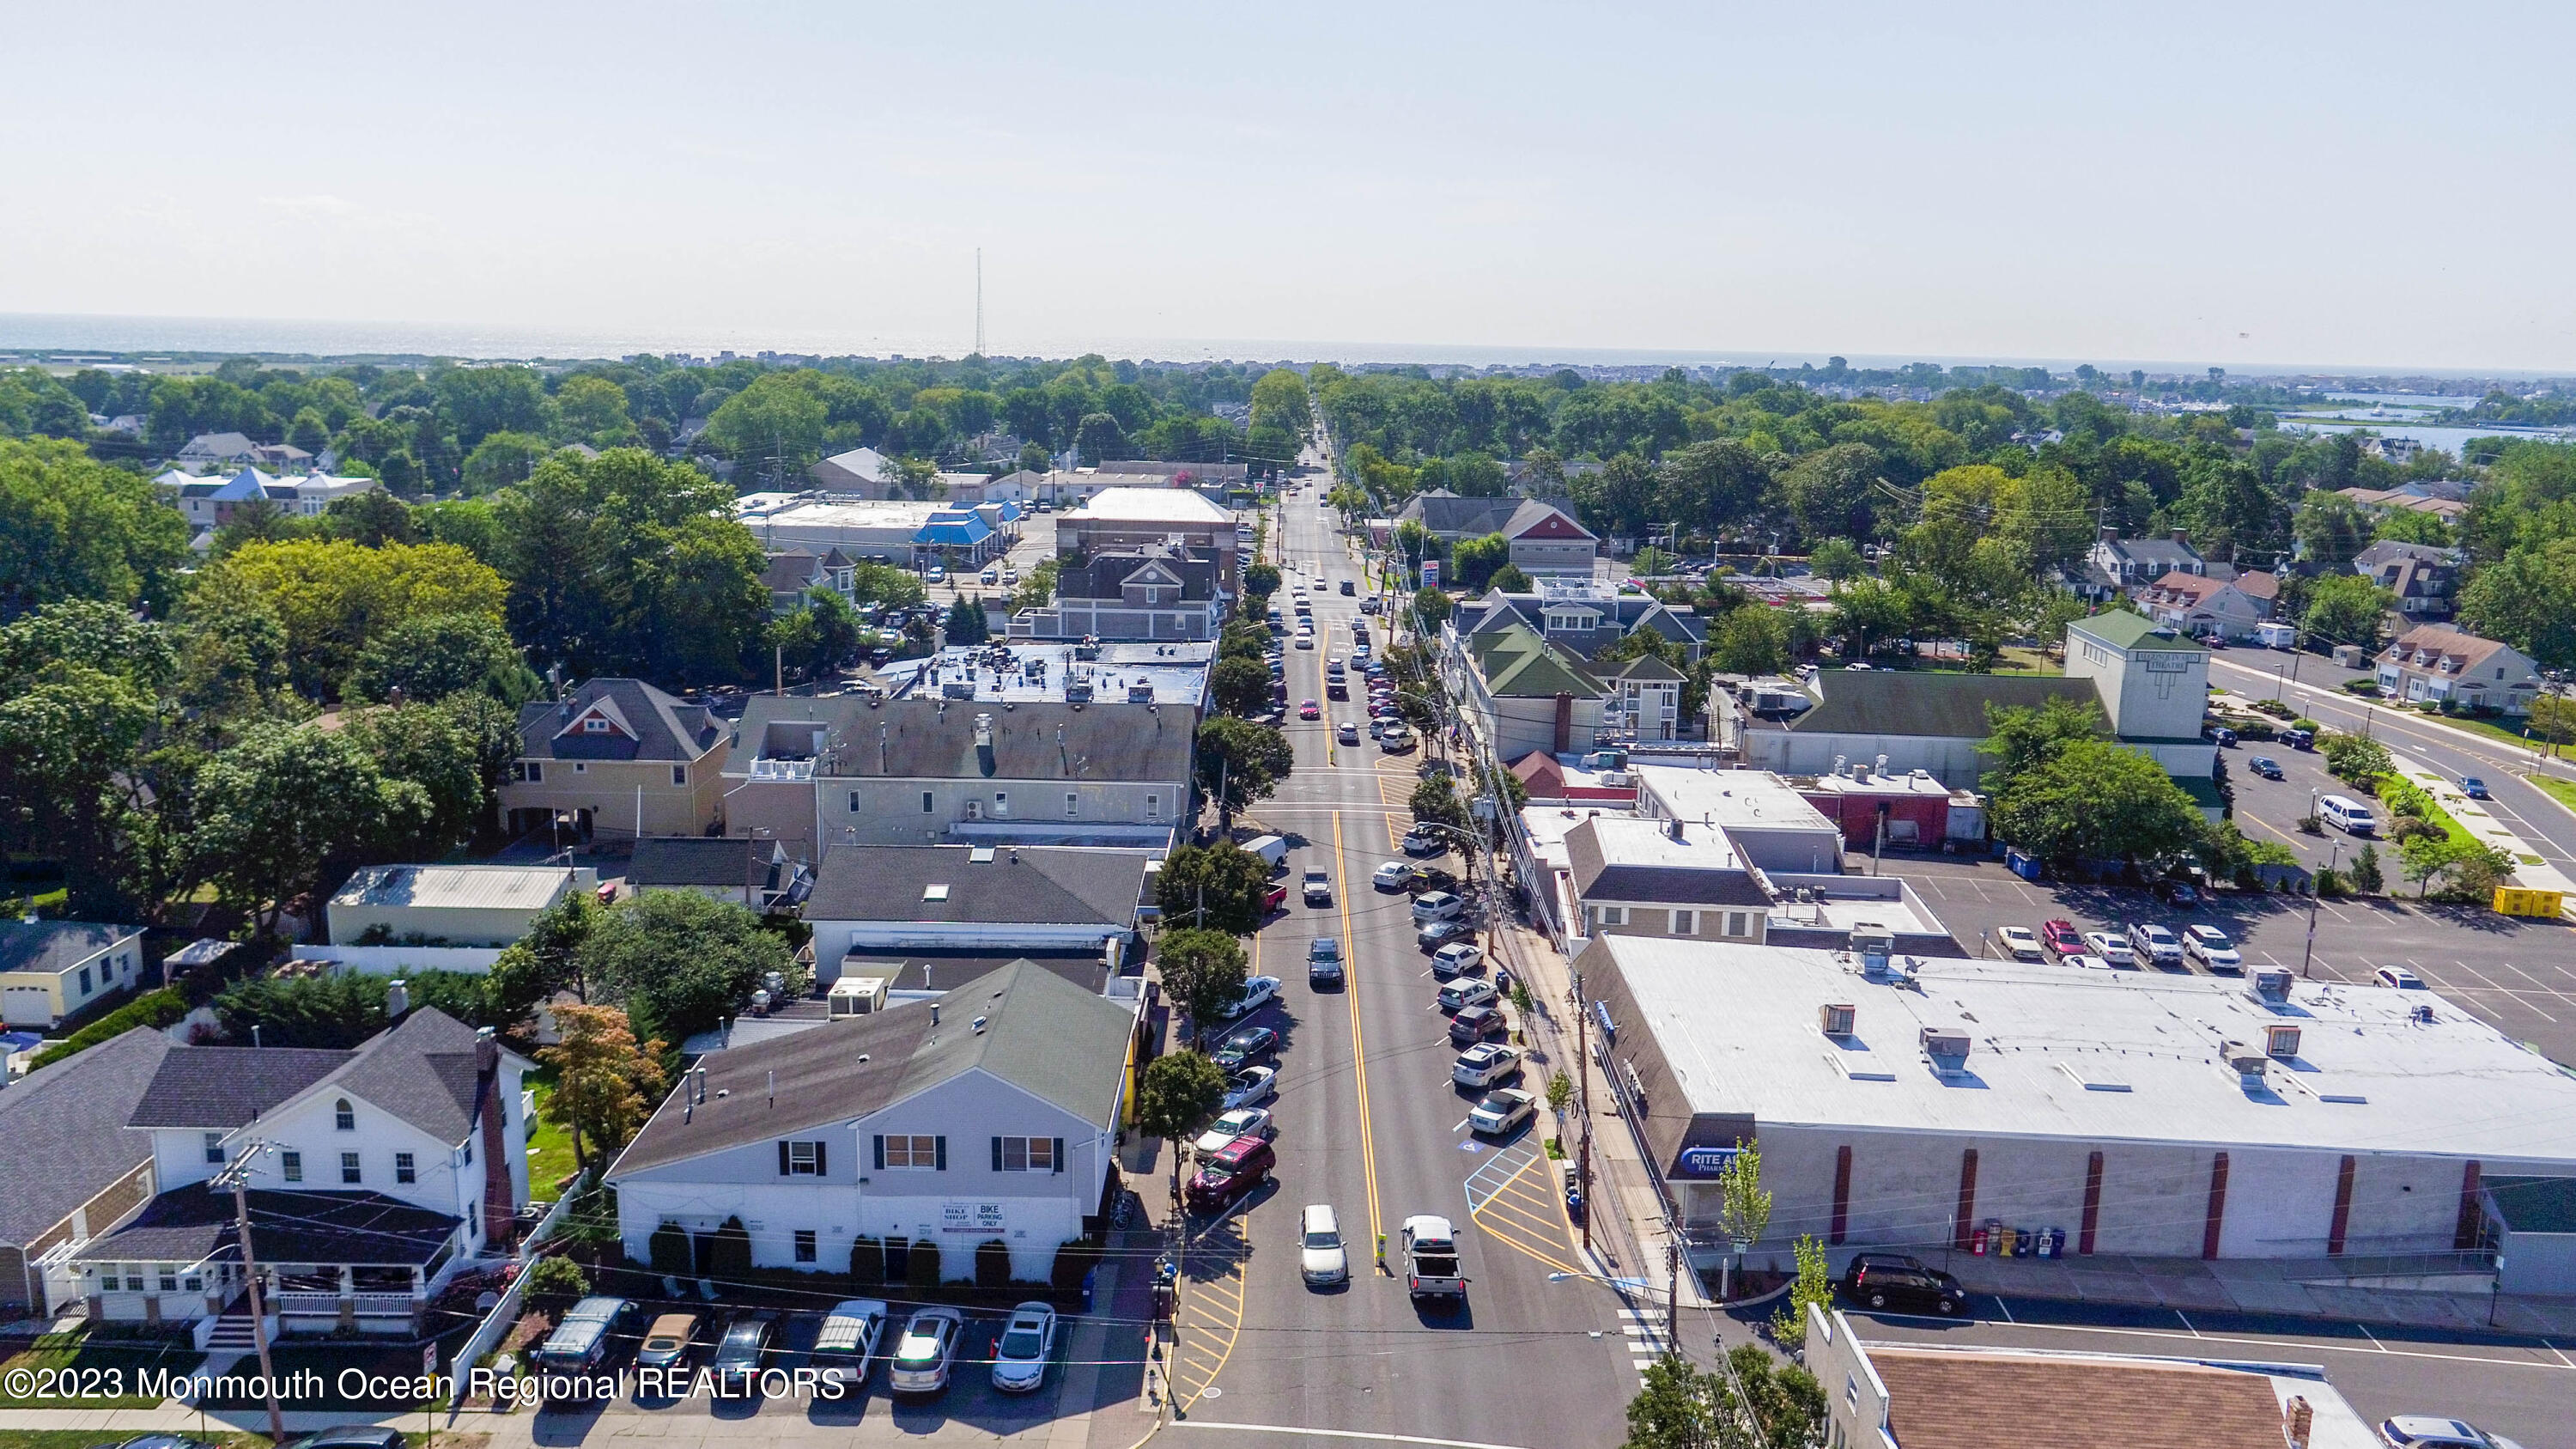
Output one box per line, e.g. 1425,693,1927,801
2300,838,2342,979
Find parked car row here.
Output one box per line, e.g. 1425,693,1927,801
530,1295,1058,1403
2021,916,2244,974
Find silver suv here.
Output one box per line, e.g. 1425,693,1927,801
2126,921,2184,967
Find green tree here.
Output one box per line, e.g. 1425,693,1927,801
1133,1050,1227,1209
199,538,508,698
578,890,793,1049
1153,839,1272,936
1409,775,1467,831
319,490,418,549
702,373,829,484
800,588,864,674
1728,1343,1827,1449
945,594,990,645
434,366,556,452
0,436,191,614
1988,738,2205,868
2398,833,2466,898
1713,1137,1771,1299
1410,587,1453,628
2317,730,2392,788
847,561,928,609
0,626,166,916
347,611,536,704
1622,1355,1741,1449
1808,537,1865,583
1194,715,1294,825
1211,657,1271,718
1770,1234,1833,1352
1705,606,1792,676
554,374,634,446
1155,928,1250,1042
1824,576,1914,661
1243,562,1281,600
1450,533,1512,593
2457,538,2576,669
1779,442,1880,544
2348,842,2385,894
2293,490,2372,569
487,891,600,1026
461,430,555,495
1489,563,1534,594
194,721,428,937
2301,574,2393,654
1979,697,2105,789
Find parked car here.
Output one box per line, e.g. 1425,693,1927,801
990,1302,1058,1394
529,1296,639,1393
1300,1203,1350,1285
2126,922,2184,967
1437,977,1498,1014
2039,919,2084,959
1467,1088,1536,1136
2379,1417,2526,1449
885,1306,965,1397
1417,918,1471,950
1195,1106,1275,1156
2460,776,2491,799
280,1431,403,1449
2082,930,2136,967
2283,727,2315,750
1223,1066,1279,1111
2183,923,2241,971
1996,925,2043,960
708,1312,778,1392
2248,755,2285,779
1448,1004,1505,1046
807,1300,886,1391
1379,726,1416,753
1401,828,1445,856
633,1312,702,1371
2061,953,2111,971
1374,860,1417,890
1307,936,1345,987
2206,726,2238,747
1430,941,1484,977
1187,1133,1277,1213
1406,867,1461,894
2154,879,2202,908
1224,976,1281,1020
1839,1252,1967,1315
1212,1026,1279,1071
1412,890,1465,922
1452,1042,1522,1088
2375,966,2427,990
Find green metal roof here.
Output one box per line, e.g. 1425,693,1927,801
2069,611,2208,654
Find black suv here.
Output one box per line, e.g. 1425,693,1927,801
1212,1026,1280,1071
1838,1253,1968,1315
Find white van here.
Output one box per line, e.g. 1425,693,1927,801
2318,795,2378,837
1242,834,1291,871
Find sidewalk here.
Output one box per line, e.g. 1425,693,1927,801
2391,754,2576,910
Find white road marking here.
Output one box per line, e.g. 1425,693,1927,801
2358,1321,2386,1352
1178,1422,1542,1449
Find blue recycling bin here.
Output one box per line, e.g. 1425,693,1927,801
1081,1266,1097,1312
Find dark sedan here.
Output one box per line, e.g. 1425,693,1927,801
1212,1026,1280,1071
708,1312,777,1392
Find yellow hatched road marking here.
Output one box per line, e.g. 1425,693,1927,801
1466,1151,1584,1277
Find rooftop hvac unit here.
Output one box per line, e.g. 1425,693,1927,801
2248,970,2293,1005
828,975,890,1018
1919,1026,1971,1060
2224,1044,2269,1081
1820,1003,1856,1038
2266,1023,2302,1059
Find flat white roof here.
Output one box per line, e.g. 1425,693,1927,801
742,499,946,528
1597,936,2576,1162
1763,885,1943,937
1637,765,1838,833
332,864,578,913
896,642,1212,705
1060,486,1232,526
1584,816,1747,872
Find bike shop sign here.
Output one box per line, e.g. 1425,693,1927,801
942,1201,1007,1234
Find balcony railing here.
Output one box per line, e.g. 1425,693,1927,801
274,1291,422,1316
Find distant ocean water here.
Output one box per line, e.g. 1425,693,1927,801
0,311,2551,378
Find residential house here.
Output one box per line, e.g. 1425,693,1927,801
2340,481,2474,525
1054,487,1238,575
75,1008,531,1335
1394,492,1598,576
500,679,733,840
606,960,1137,1283
154,466,383,539
2352,541,2462,620
806,446,902,496
761,549,850,613
327,864,597,947
1009,545,1224,642
1445,624,1608,761
2135,569,2276,641
0,921,147,1029
1449,583,1706,664
171,432,259,472
725,689,1196,858
2377,624,2544,715
2077,527,2204,600
0,1027,170,1315
799,844,1147,983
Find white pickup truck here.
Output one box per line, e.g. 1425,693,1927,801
1303,869,1332,905
1402,1215,1467,1305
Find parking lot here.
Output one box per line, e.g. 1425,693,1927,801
1885,855,2576,1064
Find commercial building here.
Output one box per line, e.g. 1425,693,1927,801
1790,764,1989,851
799,844,1148,983
2136,569,2278,642
1577,937,2576,1288
738,496,1005,568
500,679,733,840
1446,624,1607,760
1053,487,1238,575
0,921,147,1028
1449,583,1706,665
1631,765,1844,874
326,864,597,947
1563,817,1772,947
606,960,1138,1284
2376,624,2544,715
1394,492,1599,577
1008,545,1225,642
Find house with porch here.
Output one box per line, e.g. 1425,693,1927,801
2135,569,2275,641
0,1027,169,1318
72,1008,532,1339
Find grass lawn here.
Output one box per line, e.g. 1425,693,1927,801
2409,709,2576,758
0,1330,204,1409
0,1435,270,1449
2527,773,2576,819
521,1068,577,1199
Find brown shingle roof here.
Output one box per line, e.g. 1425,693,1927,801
1867,1349,2286,1449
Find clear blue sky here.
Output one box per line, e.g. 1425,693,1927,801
5,1,2570,371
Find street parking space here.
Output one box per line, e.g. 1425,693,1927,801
1886,855,2576,1063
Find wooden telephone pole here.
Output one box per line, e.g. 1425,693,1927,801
215,1142,287,1444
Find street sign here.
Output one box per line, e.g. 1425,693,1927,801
1421,560,1441,589
422,1342,438,1375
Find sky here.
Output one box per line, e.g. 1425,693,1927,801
5,0,2573,372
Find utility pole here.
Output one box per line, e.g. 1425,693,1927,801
216,1143,287,1446
1665,1236,1680,1354
2300,838,2342,978
1573,968,1591,1251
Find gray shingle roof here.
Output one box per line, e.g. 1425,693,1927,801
74,1188,460,1269
1778,671,2104,740
129,1047,350,1129
726,697,1194,785
517,679,726,763
0,920,142,976
126,1008,495,1145
629,837,757,889
804,845,1146,930
0,1026,168,1245
609,960,1133,1176
1396,491,1580,538
1564,820,1771,909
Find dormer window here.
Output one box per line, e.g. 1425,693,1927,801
580,716,611,733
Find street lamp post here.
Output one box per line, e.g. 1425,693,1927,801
2300,837,2342,979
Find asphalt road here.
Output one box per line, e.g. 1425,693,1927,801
1157,469,1639,1449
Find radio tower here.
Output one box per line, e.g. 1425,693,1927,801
975,248,985,356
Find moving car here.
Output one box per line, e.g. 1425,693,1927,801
1839,1252,1967,1315
1196,1106,1275,1156
2126,922,2184,967
2375,966,2427,990
1430,941,1484,977
1340,579,1356,595
1448,1004,1504,1046
1452,1042,1522,1088
1299,699,1321,720
926,564,945,582
2249,755,2285,779
2040,919,2084,959
2378,1417,2527,1449
1187,1133,1277,1214
1307,936,1345,987
2460,776,2491,799
1467,1088,1536,1136
808,1300,887,1392
1224,975,1282,1020
1222,1066,1279,1111
1303,869,1332,905
1373,860,1416,890
1402,1215,1467,1304
708,1312,778,1392
1363,598,1382,614
1336,721,1359,745
2183,923,2241,971
990,1302,1058,1394
1212,1026,1279,1071
1300,1203,1350,1285
886,1306,965,1397
1295,635,1314,649
1996,925,2043,960
2082,930,2136,967
634,1312,702,1371
1437,977,1498,1014
1412,890,1465,922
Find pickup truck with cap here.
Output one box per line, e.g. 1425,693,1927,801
1401,1215,1467,1305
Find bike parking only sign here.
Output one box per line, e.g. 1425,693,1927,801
944,1201,1006,1234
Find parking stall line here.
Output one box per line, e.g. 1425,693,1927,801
2439,959,2561,1023
2495,960,2576,1004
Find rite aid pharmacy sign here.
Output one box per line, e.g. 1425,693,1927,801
1675,1146,1742,1177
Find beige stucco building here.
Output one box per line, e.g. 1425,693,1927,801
499,679,733,841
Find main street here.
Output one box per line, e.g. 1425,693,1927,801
1151,466,1641,1449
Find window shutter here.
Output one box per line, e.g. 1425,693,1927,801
991,1137,1003,1172
779,1142,792,1176
813,1141,826,1175
872,1135,885,1171
1053,1138,1066,1174
934,1136,948,1171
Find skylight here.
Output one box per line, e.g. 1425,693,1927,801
923,884,951,902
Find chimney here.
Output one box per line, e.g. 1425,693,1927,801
2282,1397,2313,1449
2172,527,2190,546
385,978,410,1021
931,1002,941,1026
473,1030,517,1251
1554,692,1574,753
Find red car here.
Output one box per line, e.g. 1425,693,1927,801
1299,700,1321,720
2040,920,2083,959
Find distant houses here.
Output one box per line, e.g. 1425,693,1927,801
2377,624,2544,715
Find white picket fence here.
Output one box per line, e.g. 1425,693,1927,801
444,1189,578,1404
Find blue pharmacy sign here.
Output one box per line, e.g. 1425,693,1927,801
1676,1145,1741,1178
